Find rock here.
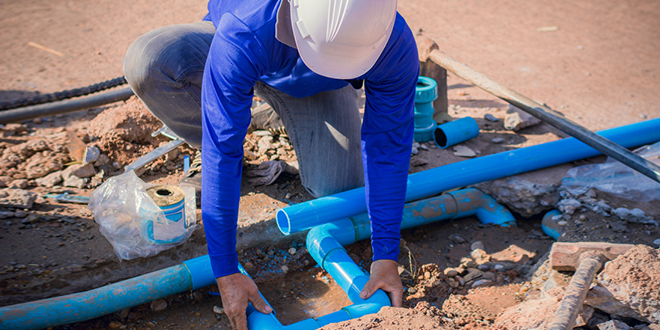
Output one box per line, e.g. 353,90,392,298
35,170,63,187
474,176,560,217
82,146,100,165
453,145,476,157
410,157,428,167
472,279,492,287
557,198,581,215
108,321,123,329
0,188,37,209
258,136,274,154
504,104,541,131
461,257,477,268
463,268,484,282
0,176,13,188
94,154,110,167
483,272,496,280
471,241,485,251
0,211,14,218
586,245,660,323
119,308,130,319
597,320,633,330
21,214,40,224
288,247,297,255
492,137,504,144
213,306,225,315
72,163,97,178
150,299,168,312
444,268,459,277
450,234,466,244
24,152,64,179
2,123,28,136
9,179,28,189
653,239,660,247
471,249,491,265
484,113,499,122
281,265,289,273
613,208,658,226
61,165,87,188
411,146,419,155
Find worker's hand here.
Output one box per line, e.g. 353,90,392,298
359,259,403,307
217,273,272,330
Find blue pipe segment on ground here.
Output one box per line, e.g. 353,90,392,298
0,264,193,330
277,118,660,235
433,117,480,149
414,76,438,142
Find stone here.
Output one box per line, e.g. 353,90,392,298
654,239,660,247
460,257,477,268
281,265,289,273
258,136,274,154
0,211,14,218
213,306,225,315
550,242,635,272
491,137,504,144
94,154,110,167
35,170,63,187
444,268,459,277
21,214,40,224
119,308,130,319
504,104,541,131
150,299,168,312
482,272,496,280
288,247,297,255
9,179,28,189
557,198,581,215
471,241,485,251
471,279,492,287
108,321,123,329
597,320,633,330
0,176,13,188
411,146,419,155
25,153,64,179
82,146,100,165
474,175,560,217
484,113,499,122
453,145,476,157
0,188,37,209
463,268,484,282
72,163,97,178
613,208,658,226
585,245,660,324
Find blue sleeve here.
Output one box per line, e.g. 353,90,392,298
201,14,269,278
362,16,419,262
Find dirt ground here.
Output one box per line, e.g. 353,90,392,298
1,0,660,329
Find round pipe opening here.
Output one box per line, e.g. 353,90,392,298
276,209,291,235
433,127,448,148
156,189,173,196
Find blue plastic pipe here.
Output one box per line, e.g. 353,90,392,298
433,117,480,149
277,118,660,235
0,255,216,330
541,209,563,240
414,76,438,142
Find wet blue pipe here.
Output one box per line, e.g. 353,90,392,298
277,118,660,235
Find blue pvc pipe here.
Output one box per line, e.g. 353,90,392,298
0,264,193,330
414,76,438,142
277,118,660,235
433,117,480,149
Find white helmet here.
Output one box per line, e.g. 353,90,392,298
289,0,398,79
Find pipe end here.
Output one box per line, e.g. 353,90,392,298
276,209,291,235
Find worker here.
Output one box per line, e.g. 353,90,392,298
123,0,419,328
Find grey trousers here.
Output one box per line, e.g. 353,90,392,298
122,21,364,197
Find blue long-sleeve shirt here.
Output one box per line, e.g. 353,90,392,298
201,0,419,278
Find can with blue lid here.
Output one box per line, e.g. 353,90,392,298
144,185,187,244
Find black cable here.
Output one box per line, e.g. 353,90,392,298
0,76,128,111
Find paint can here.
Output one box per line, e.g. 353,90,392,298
144,185,187,244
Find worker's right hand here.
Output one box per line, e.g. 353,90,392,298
216,273,272,330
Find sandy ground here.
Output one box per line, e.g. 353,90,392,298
1,0,660,329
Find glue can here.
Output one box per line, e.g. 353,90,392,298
144,185,187,244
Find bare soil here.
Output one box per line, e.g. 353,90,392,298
1,0,660,329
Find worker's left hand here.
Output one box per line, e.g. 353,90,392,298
246,160,298,186
359,259,403,307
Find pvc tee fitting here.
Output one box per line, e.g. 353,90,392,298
413,76,438,142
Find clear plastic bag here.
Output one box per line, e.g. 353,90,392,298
87,171,197,260
562,141,660,202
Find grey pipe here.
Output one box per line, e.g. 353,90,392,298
427,50,660,184
0,87,134,124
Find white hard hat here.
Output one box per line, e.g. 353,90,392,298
290,0,398,79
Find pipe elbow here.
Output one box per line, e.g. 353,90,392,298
449,188,516,226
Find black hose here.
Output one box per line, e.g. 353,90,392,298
0,87,134,124
0,76,127,111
